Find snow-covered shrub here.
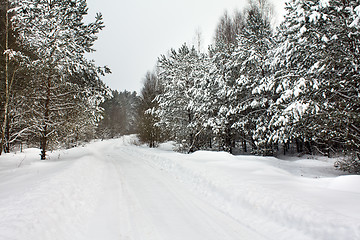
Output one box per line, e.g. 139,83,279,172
335,154,360,174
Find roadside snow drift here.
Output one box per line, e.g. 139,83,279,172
0,146,106,240
0,136,359,240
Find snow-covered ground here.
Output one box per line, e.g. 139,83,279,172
0,136,359,240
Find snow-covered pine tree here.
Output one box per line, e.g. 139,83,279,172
137,71,163,148
225,2,275,154
268,0,360,160
185,50,213,151
12,0,107,159
119,91,140,135
266,0,327,153
156,44,209,152
209,11,245,153
58,70,108,147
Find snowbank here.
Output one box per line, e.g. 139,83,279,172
0,143,106,240
128,144,360,240
328,175,360,194
157,141,176,151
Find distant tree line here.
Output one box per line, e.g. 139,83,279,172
136,0,360,173
97,90,139,139
0,0,109,159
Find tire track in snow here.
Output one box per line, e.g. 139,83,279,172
102,144,269,240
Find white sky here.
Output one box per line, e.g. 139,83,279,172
85,0,286,93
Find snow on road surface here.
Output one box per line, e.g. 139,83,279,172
0,136,359,240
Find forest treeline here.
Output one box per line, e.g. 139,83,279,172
136,0,360,173
1,0,360,173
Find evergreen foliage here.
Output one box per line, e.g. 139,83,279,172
137,0,360,173
136,71,163,147
156,44,211,152
222,3,275,154
208,10,245,153
266,0,360,158
0,0,109,158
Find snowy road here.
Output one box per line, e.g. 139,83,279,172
1,137,359,240
85,144,267,240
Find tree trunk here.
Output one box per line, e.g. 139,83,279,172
224,124,233,154
283,140,287,155
40,120,48,160
40,77,51,160
296,138,304,153
242,132,247,153
4,113,10,153
305,141,312,155
250,136,257,153
1,1,10,155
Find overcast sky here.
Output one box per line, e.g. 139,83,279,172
85,0,286,93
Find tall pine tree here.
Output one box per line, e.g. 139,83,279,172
12,0,107,159
268,0,360,161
